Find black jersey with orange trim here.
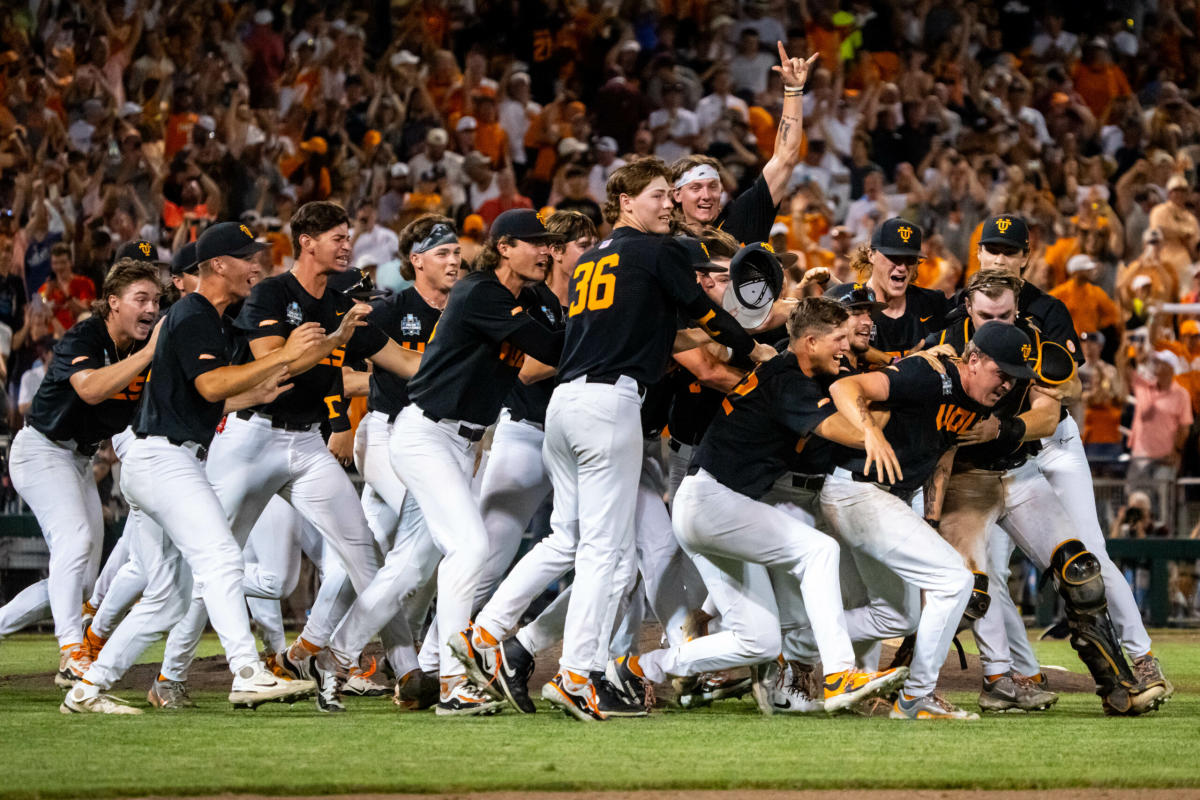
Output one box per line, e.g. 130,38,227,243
835,355,989,493
785,352,867,476
869,284,951,358
365,286,442,418
27,315,150,452
693,351,838,500
506,283,566,426
714,175,777,244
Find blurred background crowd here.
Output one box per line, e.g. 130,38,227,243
2,0,1200,613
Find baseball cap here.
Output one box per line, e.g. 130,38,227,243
1131,274,1152,291
425,128,449,147
1167,174,1190,192
389,162,410,178
1181,320,1200,336
596,136,619,153
456,116,478,132
1067,254,1096,274
300,136,328,155
870,218,923,258
1153,349,1181,373
678,237,727,274
491,209,562,243
196,221,271,262
723,242,783,329
115,239,165,264
971,320,1037,380
825,281,885,313
979,214,1029,251
169,241,199,275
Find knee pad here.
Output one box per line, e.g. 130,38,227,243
1050,539,1104,613
964,571,991,621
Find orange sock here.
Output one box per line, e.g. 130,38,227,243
157,673,169,683
626,656,644,678
985,673,1003,682
475,626,499,646
296,637,321,654
566,670,588,685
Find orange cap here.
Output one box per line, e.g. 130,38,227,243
300,136,328,155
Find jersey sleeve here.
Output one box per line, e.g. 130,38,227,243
234,280,291,340
467,280,544,345
774,372,837,438
716,175,777,243
1032,295,1084,364
175,313,232,382
344,319,390,363
883,356,941,406
327,369,352,433
53,321,107,377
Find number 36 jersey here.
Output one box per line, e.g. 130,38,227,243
559,228,755,386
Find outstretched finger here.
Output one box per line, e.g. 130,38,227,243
777,40,789,64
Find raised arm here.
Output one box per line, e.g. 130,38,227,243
761,43,819,205
829,369,902,483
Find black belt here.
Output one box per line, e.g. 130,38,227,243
685,463,700,476
422,410,486,442
668,438,683,453
789,473,825,491
235,410,316,432
134,431,208,461
386,411,400,424
584,374,646,396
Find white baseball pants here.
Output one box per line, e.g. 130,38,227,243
88,533,131,609
975,525,1040,677
1,427,103,648
120,436,258,677
1038,415,1151,659
820,472,973,697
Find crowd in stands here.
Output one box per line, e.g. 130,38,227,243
3,0,1200,550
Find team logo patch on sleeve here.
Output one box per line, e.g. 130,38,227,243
400,313,421,336
286,301,304,326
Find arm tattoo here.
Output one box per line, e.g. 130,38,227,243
923,447,957,523
855,395,872,426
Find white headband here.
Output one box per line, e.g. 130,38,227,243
674,164,720,189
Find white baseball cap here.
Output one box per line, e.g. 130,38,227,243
389,162,410,178
391,50,420,67
1067,254,1096,274
253,9,272,25
456,116,478,132
1131,274,1152,291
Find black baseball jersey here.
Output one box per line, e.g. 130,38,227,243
26,315,149,453
715,174,777,244
236,272,389,427
559,228,756,385
365,287,442,419
693,352,838,500
868,283,951,358
785,353,866,476
505,282,566,426
667,372,724,447
133,292,235,448
406,270,563,426
836,355,989,493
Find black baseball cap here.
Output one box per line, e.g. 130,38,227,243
679,236,727,273
195,221,271,262
871,218,923,258
979,214,1029,251
723,242,783,329
491,209,562,242
115,239,165,264
825,281,885,313
169,241,198,275
971,320,1037,379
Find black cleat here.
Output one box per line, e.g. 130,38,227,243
495,637,537,713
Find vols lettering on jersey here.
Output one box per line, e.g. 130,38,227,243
365,286,442,418
693,352,837,500
236,272,389,426
27,315,151,453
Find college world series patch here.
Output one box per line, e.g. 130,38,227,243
286,301,303,326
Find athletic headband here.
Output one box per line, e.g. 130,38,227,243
674,164,720,189
412,222,459,254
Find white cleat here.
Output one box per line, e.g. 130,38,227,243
60,684,143,715
229,663,316,709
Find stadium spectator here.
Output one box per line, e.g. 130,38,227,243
1050,254,1122,337
37,243,95,331
1125,350,1193,493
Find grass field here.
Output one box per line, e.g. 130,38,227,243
1,631,1199,799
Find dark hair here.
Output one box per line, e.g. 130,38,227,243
50,242,72,260
545,210,597,249
91,258,162,319
786,296,848,340
290,200,350,257
603,158,672,223
397,214,455,281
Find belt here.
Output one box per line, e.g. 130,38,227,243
668,438,683,453
507,409,545,430
831,466,914,501
386,411,400,424
788,473,825,491
235,410,317,432
134,432,208,461
581,374,647,397
422,409,486,442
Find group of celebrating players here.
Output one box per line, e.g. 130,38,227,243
0,48,1174,722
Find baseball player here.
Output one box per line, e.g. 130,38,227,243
458,159,774,722
929,271,1167,715
607,297,909,714
671,44,816,243
0,258,161,686
62,222,323,714
150,203,421,707
821,320,1038,720
312,208,566,716
967,214,1171,696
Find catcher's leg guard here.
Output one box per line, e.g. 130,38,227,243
1049,539,1138,712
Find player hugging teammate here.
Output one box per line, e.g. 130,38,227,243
23,46,1172,722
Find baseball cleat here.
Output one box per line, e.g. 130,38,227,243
55,645,92,689
343,661,389,697
61,683,142,715
276,639,319,681
541,671,606,722
978,673,1058,712
675,670,752,708
80,601,97,632
314,660,347,713
394,669,440,710
592,671,649,717
147,677,196,709
748,660,781,716
495,637,537,713
824,667,909,713
603,656,654,714
890,692,980,720
229,664,316,709
448,626,503,700
772,660,824,714
1133,654,1173,703
436,676,504,717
